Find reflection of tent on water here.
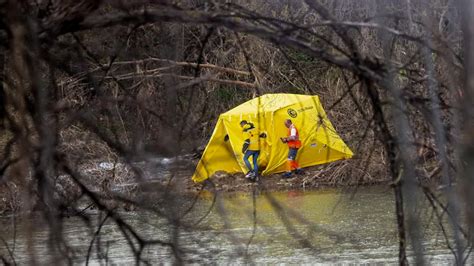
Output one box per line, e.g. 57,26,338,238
192,94,353,182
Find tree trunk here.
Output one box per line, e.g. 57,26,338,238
0,44,5,129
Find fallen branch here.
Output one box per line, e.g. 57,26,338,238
105,73,257,88
112,58,251,76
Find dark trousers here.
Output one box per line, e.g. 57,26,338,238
244,150,260,173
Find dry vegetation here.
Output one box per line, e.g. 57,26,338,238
0,0,473,264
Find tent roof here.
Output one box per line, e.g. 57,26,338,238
222,93,318,116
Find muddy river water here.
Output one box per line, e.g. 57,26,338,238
0,186,465,264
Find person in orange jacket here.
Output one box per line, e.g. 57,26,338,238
280,119,304,178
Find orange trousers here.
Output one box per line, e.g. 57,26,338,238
287,160,299,171
287,148,299,171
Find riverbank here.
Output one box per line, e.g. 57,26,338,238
185,171,390,194
0,157,388,215
184,161,390,193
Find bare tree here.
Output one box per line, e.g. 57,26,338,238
0,0,473,264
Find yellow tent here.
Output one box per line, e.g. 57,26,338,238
192,93,353,182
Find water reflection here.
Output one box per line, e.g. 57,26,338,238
0,186,464,264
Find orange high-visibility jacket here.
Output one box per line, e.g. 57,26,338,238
287,124,301,149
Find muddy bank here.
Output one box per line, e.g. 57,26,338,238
185,173,391,194
184,162,390,193
0,156,386,215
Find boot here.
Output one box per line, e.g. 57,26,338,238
282,171,293,179
294,168,304,175
245,171,255,179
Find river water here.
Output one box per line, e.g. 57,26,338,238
0,186,464,265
